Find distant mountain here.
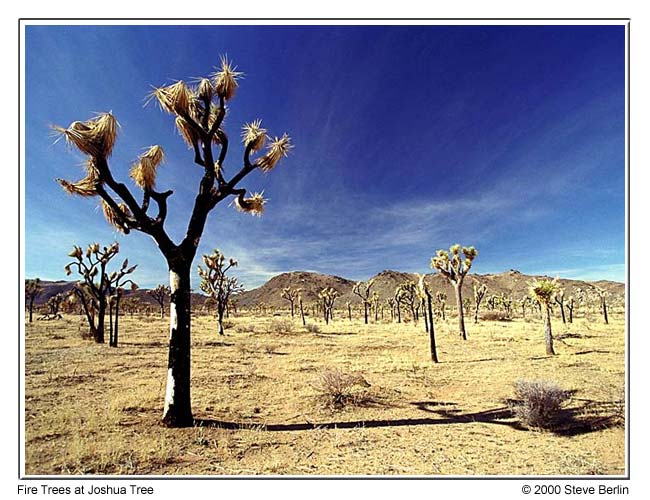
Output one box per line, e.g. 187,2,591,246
25,270,624,308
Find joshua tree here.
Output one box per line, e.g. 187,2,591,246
472,282,487,324
565,295,575,324
394,286,405,323
435,291,447,320
40,293,64,320
106,258,138,347
298,293,306,326
198,249,243,336
386,297,395,322
371,291,380,322
148,285,171,319
53,56,292,427
345,300,352,321
281,286,301,318
318,287,338,324
595,287,609,324
518,296,534,319
352,279,375,324
25,278,42,323
417,274,438,363
498,293,513,319
529,278,559,355
431,244,478,340
396,281,418,323
65,243,121,343
554,288,567,324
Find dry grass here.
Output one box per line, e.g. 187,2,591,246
24,309,626,476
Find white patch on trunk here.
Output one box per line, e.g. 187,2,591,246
163,269,181,416
163,367,176,416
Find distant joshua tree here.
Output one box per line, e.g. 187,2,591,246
65,243,123,343
25,278,42,323
417,274,438,363
529,278,559,355
472,282,488,324
40,293,64,320
318,288,338,324
53,56,291,427
595,287,609,324
518,296,534,319
386,297,396,322
298,292,306,326
106,258,138,347
396,281,418,324
431,244,478,340
498,293,513,319
345,300,352,321
281,286,301,318
198,249,243,336
371,291,380,322
352,279,375,324
435,291,447,320
148,285,171,319
554,288,567,324
565,295,575,323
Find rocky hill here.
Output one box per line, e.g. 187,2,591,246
26,269,624,309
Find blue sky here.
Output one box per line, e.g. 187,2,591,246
24,24,626,289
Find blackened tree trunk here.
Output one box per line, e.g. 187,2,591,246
428,294,439,363
347,303,352,321
544,305,555,355
162,264,193,428
299,297,306,326
454,282,467,340
363,303,368,324
396,303,401,323
108,302,114,346
423,299,429,334
29,297,35,323
95,301,106,343
602,299,609,324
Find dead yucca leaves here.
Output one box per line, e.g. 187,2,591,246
258,134,292,173
212,55,243,100
129,145,164,190
313,368,372,410
241,119,267,151
53,113,118,158
57,175,98,197
234,192,266,216
149,81,192,116
101,200,132,233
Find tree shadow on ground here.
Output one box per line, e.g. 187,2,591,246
193,398,623,436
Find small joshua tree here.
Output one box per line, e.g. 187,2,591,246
435,291,447,320
198,249,243,336
352,279,375,324
345,300,352,321
106,258,138,347
431,244,478,340
396,281,418,323
386,297,395,322
298,293,306,326
281,286,301,318
472,282,487,324
529,278,559,355
565,295,575,324
417,274,438,363
65,243,121,343
519,296,534,319
371,291,380,322
40,293,64,320
554,288,566,324
53,55,292,426
148,284,171,319
499,293,513,319
25,278,42,323
595,287,609,324
318,287,338,324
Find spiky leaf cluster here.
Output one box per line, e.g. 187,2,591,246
430,244,478,284
528,278,559,306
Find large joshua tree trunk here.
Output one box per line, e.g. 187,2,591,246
217,300,225,336
601,298,609,324
454,282,467,340
162,264,193,427
95,301,106,343
544,305,555,355
427,294,438,363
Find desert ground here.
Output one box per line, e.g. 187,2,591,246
24,305,625,476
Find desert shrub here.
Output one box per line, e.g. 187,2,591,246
305,322,321,333
268,318,293,334
313,368,371,409
263,343,279,354
481,310,511,322
220,320,236,330
510,379,571,428
236,323,256,333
